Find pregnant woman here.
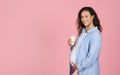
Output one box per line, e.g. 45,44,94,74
68,7,102,75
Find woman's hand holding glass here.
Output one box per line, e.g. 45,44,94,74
68,35,76,47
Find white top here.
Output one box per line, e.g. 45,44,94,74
70,31,87,66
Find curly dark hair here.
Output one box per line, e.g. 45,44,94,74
76,7,102,35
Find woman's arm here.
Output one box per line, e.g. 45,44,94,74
77,33,102,72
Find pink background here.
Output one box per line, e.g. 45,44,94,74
0,0,120,75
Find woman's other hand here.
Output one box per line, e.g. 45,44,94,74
72,62,78,70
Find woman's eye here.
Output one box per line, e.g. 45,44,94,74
85,16,88,18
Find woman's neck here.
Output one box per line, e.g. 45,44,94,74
85,23,95,32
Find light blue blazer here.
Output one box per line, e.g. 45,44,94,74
75,27,102,75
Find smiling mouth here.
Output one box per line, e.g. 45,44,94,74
83,21,87,24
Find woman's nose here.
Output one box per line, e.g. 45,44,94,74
82,18,86,22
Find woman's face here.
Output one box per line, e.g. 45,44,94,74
81,10,94,27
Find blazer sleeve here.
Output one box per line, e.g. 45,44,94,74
77,33,102,72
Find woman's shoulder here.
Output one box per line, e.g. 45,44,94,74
87,29,102,42
89,27,101,35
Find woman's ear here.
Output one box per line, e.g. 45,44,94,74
92,15,94,20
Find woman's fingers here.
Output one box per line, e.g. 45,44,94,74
72,62,78,70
